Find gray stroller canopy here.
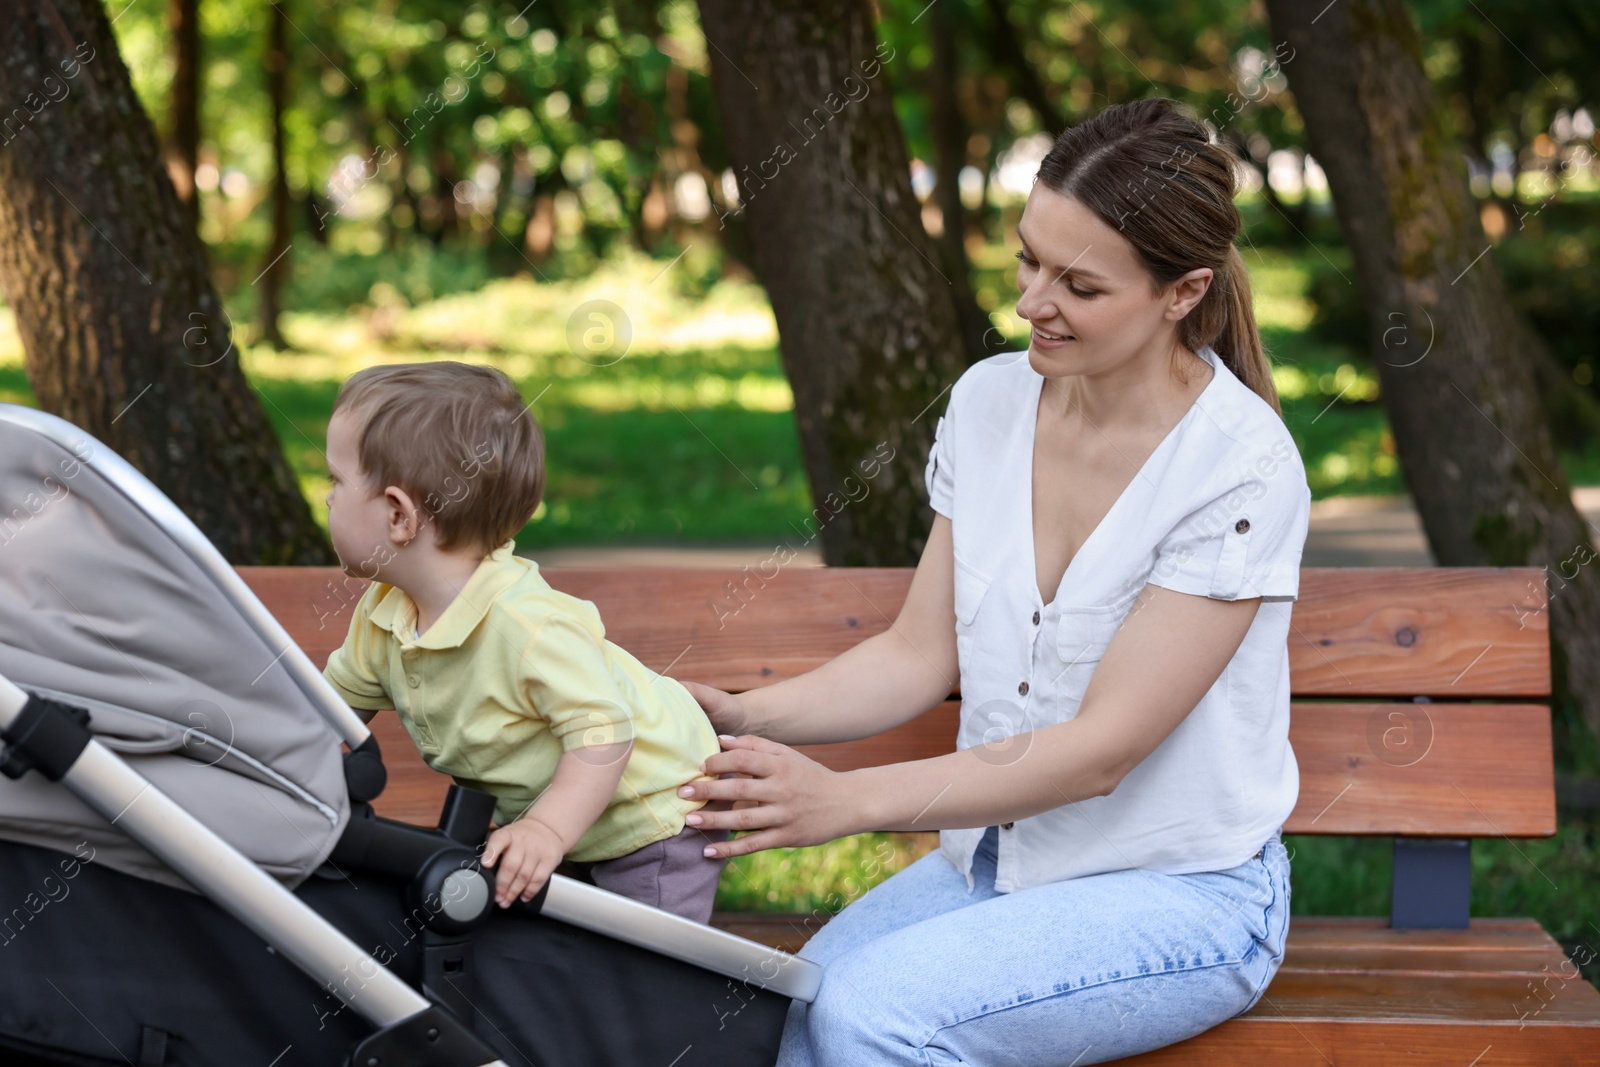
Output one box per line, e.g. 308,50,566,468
0,403,357,890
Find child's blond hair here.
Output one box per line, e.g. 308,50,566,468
333,362,544,554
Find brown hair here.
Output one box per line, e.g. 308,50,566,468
1035,97,1281,416
332,362,545,554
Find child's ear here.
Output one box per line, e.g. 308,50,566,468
384,485,425,545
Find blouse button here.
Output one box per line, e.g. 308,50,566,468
407,675,420,688
1018,681,1030,696
1235,518,1250,534
1031,610,1041,625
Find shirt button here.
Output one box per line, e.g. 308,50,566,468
406,675,420,688
1031,610,1041,625
1018,681,1029,696
1235,518,1250,533
1001,822,1015,830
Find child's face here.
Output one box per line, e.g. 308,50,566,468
325,408,398,579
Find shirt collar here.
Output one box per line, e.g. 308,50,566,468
367,539,528,650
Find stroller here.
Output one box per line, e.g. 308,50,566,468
0,403,820,1066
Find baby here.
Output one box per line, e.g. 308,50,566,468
319,361,727,923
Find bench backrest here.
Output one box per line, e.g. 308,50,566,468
240,566,1548,844
240,565,1554,850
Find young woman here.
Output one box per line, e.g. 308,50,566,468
678,96,1311,1066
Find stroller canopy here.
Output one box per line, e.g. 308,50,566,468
0,403,354,890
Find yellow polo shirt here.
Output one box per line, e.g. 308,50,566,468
322,540,719,862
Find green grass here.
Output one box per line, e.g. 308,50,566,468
714,832,941,913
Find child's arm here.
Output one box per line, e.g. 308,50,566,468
323,591,392,723
481,739,631,908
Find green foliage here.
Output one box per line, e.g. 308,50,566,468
309,242,498,312
1303,194,1600,419
1496,199,1600,390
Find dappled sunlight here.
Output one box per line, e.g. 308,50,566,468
369,249,776,357
0,308,19,367
1272,360,1382,404
1309,425,1400,492
555,372,792,412
1244,246,1319,333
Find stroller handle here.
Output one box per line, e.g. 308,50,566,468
0,670,510,1066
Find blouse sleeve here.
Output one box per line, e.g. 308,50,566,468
924,410,955,520
1147,452,1311,602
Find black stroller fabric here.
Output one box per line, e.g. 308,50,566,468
0,839,790,1066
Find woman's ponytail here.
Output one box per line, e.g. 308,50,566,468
1190,244,1280,417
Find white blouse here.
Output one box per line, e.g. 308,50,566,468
924,344,1311,892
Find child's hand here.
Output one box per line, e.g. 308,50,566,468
481,817,567,908
679,680,750,736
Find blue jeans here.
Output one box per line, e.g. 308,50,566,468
776,826,1290,1066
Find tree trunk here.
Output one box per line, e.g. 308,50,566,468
257,0,291,349
928,0,1006,364
1265,0,1600,740
697,0,970,565
980,0,1066,132
0,0,333,565
164,0,200,227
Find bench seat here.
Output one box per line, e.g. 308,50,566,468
710,913,1600,1062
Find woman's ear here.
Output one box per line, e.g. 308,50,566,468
1166,267,1214,321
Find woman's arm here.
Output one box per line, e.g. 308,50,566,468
679,583,1262,857
681,515,960,747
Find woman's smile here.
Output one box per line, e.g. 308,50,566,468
1031,326,1075,349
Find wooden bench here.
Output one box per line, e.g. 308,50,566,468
240,564,1600,1063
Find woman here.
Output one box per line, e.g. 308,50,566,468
678,97,1311,1065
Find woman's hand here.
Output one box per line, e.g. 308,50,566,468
679,680,753,737
677,734,859,858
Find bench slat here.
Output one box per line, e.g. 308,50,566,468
1281,914,1569,951
707,914,1600,1063
707,915,1579,979
1285,703,1555,836
1240,970,1600,1025
1277,916,1581,980
353,699,1553,837
1282,567,1549,699
794,702,959,771
1120,1013,1599,1065
238,565,1549,702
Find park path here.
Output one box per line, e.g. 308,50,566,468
529,488,1600,570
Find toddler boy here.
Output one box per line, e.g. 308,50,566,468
320,361,727,922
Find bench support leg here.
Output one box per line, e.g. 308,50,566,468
1391,837,1471,929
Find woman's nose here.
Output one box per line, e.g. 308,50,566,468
1016,282,1057,324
